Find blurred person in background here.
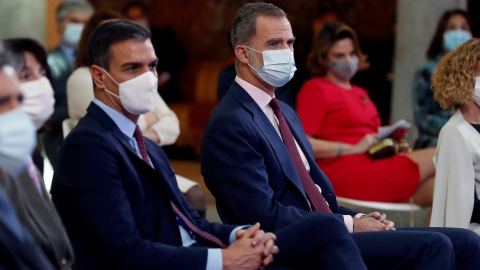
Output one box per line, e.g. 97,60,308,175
67,9,206,218
430,38,480,235
296,22,436,210
45,0,93,169
122,0,187,102
0,40,72,270
413,9,474,149
5,38,55,175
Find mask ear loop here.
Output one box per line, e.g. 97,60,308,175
243,45,262,54
243,45,262,73
102,68,120,85
101,68,121,98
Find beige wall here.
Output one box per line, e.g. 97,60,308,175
0,0,86,51
0,0,47,45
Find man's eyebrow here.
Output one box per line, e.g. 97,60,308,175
264,38,283,45
150,59,159,65
264,37,297,46
120,62,142,68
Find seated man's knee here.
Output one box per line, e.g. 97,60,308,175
303,214,350,235
421,232,453,253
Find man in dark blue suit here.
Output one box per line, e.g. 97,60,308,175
51,19,369,270
201,3,480,270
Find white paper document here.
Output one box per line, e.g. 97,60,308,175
378,119,411,139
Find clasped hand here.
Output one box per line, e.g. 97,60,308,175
222,222,279,270
353,212,396,232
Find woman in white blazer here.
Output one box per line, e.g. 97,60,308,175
430,38,480,234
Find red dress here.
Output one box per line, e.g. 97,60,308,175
296,77,419,202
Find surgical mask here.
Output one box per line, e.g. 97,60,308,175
329,57,359,81
474,77,480,107
444,29,472,52
245,46,296,87
19,77,55,130
0,108,36,176
103,69,158,115
63,23,84,47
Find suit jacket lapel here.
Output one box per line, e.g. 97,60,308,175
283,106,338,210
145,140,194,214
230,83,309,204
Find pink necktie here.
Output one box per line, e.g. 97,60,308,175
26,157,42,194
269,98,332,213
133,125,226,248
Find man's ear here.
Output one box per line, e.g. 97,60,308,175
235,45,250,65
91,65,106,90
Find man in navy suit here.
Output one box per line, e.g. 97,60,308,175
201,2,480,270
51,19,370,270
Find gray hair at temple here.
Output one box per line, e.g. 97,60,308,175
56,0,94,21
230,2,286,52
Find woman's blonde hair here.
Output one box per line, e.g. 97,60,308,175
432,38,480,110
307,21,369,77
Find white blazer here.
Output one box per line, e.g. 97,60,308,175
431,109,480,234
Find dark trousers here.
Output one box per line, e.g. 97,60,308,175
269,217,480,270
353,227,480,270
269,215,366,270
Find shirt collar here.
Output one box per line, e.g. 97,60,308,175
93,98,136,138
235,76,273,109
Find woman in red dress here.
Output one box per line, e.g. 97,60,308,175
296,22,436,207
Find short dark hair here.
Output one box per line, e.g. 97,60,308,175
426,9,475,60
4,38,53,81
231,2,286,51
88,19,151,71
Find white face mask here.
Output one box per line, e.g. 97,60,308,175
0,108,36,176
19,77,55,130
474,77,480,107
245,46,296,87
103,69,158,115
63,23,84,47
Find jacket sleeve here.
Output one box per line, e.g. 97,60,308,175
431,124,474,229
148,93,180,146
66,68,94,125
51,128,211,270
201,112,345,233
